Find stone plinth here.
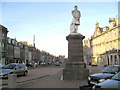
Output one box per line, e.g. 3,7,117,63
63,33,89,80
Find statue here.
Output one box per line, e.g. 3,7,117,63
70,6,81,34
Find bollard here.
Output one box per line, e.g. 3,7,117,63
8,74,17,88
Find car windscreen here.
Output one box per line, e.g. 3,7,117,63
112,72,120,81
100,66,119,73
3,64,16,69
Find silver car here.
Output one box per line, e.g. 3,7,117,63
0,63,28,78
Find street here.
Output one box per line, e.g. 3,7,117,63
1,65,63,88
1,64,103,88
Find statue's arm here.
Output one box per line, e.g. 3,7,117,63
77,11,81,18
72,11,75,17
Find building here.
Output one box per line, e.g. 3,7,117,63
6,37,14,64
83,39,93,65
20,41,31,63
58,55,65,63
91,18,120,65
19,42,25,63
0,25,8,64
0,25,61,65
28,45,33,63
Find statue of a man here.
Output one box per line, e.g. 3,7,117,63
70,6,81,34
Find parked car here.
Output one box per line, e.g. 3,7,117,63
30,62,38,67
48,62,52,65
0,63,28,78
40,62,48,66
40,62,47,65
93,72,120,90
0,64,5,69
26,61,38,67
55,62,60,66
88,65,120,85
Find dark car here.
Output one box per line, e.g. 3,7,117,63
0,63,28,78
88,65,120,85
93,72,120,90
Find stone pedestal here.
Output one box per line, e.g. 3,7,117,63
63,33,89,80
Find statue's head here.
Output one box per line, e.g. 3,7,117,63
74,6,78,10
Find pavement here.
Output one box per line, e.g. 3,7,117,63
0,65,104,89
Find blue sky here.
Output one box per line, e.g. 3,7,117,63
1,2,118,57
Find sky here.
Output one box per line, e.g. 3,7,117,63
1,1,119,57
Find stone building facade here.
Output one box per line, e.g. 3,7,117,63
83,39,93,65
19,42,25,63
0,25,8,64
91,18,120,65
0,25,61,64
6,37,14,63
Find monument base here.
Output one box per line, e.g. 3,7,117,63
63,33,89,80
63,62,89,80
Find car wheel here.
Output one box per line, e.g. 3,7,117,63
24,71,28,76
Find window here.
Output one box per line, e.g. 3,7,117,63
12,40,15,44
15,65,20,70
3,64,16,69
8,38,11,44
2,33,4,37
0,43,5,47
15,42,17,46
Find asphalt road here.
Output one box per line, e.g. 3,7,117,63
17,65,88,88
1,64,103,88
1,64,63,87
